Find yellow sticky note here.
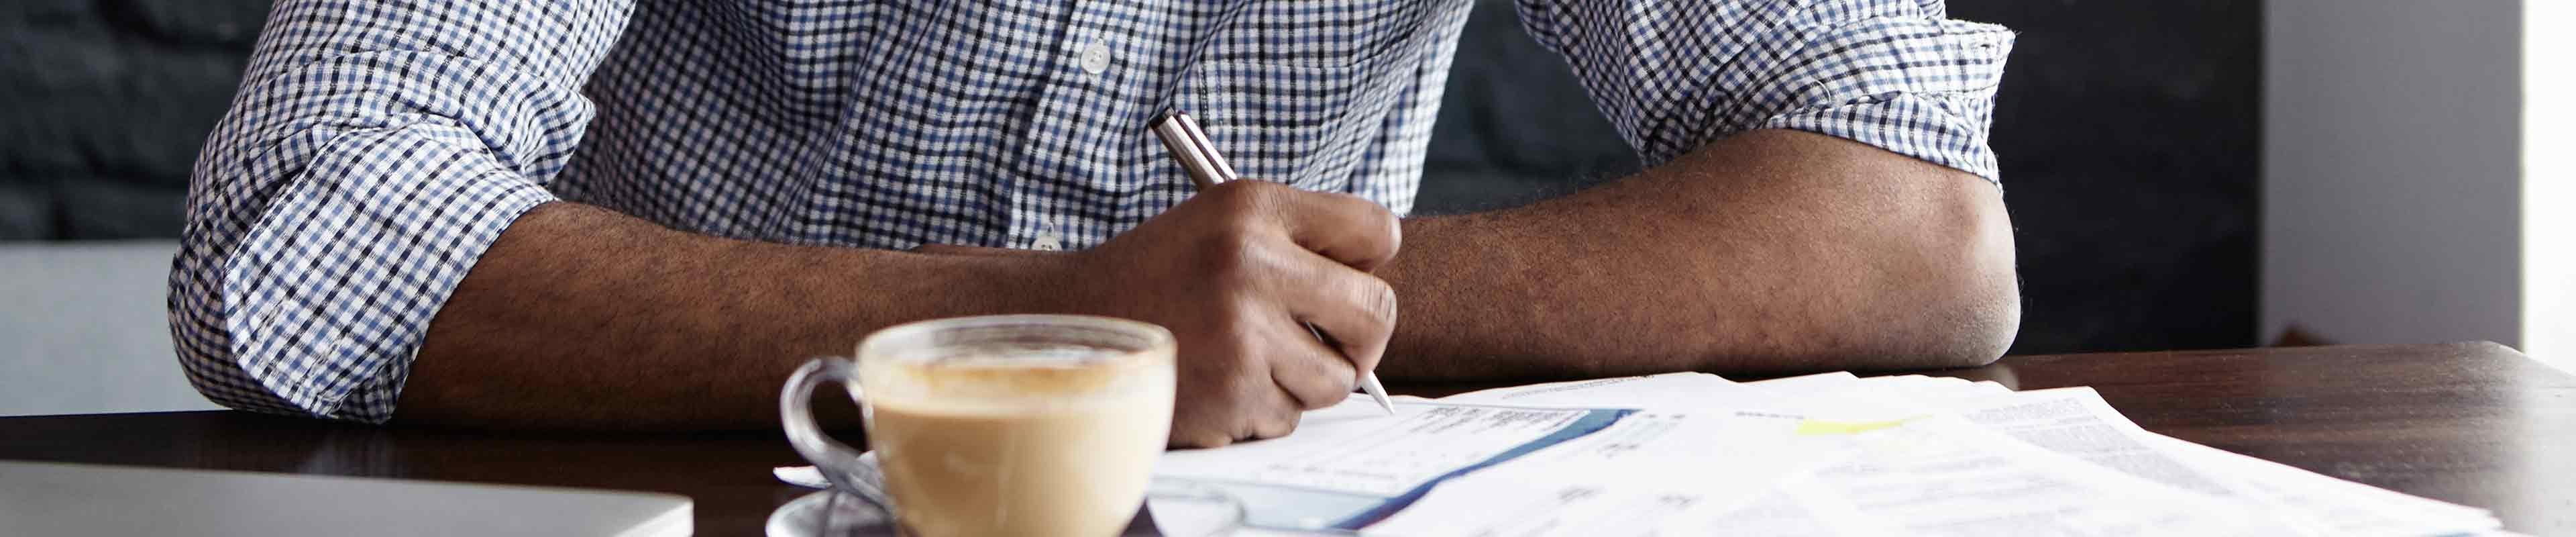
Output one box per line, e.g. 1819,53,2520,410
1794,418,1911,436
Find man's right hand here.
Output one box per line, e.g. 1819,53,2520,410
1043,180,1401,448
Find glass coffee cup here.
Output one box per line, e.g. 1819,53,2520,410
780,315,1181,537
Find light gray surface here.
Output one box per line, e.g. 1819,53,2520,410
2263,1,2524,349
0,460,691,537
2523,3,2575,371
0,241,221,416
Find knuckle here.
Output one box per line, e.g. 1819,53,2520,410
1250,415,1297,440
1361,277,1399,328
1210,180,1275,209
1271,407,1305,434
1338,192,1395,224
1371,204,1403,254
1237,418,1265,441
1170,411,1222,448
1202,222,1269,260
1210,203,1266,234
1326,193,1401,248
1238,179,1289,196
1179,430,1230,448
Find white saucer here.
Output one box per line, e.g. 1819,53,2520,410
765,483,1244,537
765,490,900,537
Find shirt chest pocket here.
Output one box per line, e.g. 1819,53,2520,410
1199,2,1426,68
1175,2,1428,189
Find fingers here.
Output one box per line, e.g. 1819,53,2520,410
1171,330,1308,448
1234,356,1303,441
1201,181,1401,271
1271,258,1395,387
1173,403,1293,448
1234,338,1309,441
1269,320,1362,410
1169,420,1232,448
1244,397,1300,440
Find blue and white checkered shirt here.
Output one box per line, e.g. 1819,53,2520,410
172,0,2011,422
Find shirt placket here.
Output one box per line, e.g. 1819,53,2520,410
1012,2,1129,252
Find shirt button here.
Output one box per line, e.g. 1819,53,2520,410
1079,42,1112,75
1033,234,1064,251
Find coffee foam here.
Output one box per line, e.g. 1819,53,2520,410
924,343,1130,366
859,345,1173,413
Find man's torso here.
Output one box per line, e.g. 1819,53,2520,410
557,1,1478,252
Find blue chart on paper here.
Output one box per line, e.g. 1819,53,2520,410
1174,406,1638,532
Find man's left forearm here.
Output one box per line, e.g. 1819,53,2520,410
1376,129,2021,381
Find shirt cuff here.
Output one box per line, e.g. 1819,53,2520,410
1754,16,2015,183
193,123,556,423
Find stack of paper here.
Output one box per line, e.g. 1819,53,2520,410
1155,372,2514,536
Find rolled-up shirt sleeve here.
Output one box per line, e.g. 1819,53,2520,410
1514,0,2014,182
170,0,633,422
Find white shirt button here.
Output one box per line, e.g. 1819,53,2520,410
1032,233,1064,251
1079,42,1112,75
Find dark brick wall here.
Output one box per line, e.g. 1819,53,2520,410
0,0,270,240
0,1,2258,354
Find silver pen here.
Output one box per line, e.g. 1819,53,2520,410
1151,111,1399,416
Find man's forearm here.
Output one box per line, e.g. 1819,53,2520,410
396,203,1059,430
1378,130,2021,380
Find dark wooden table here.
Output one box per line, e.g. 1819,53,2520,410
3,342,2570,536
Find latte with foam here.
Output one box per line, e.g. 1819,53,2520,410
856,327,1175,537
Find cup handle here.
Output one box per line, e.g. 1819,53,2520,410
781,357,896,510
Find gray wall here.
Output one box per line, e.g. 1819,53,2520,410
2262,0,2524,349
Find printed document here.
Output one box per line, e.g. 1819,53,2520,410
784,369,2510,536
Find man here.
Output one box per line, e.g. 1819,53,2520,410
173,0,2019,447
